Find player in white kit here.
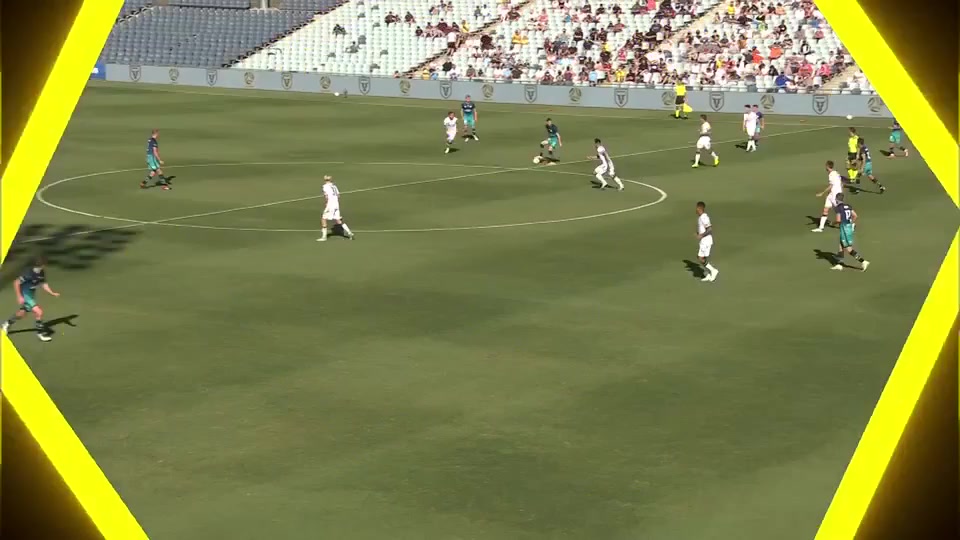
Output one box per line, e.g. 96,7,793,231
590,138,625,191
695,201,719,282
317,175,355,241
443,111,458,154
812,160,845,232
692,115,720,168
743,105,758,152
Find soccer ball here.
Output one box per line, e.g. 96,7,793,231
533,156,542,164
845,114,853,120
334,92,340,97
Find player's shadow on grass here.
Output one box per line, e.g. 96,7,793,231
8,314,78,336
143,175,177,188
0,225,141,289
806,216,838,229
683,259,706,279
813,249,857,269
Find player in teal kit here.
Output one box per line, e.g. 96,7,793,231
887,119,908,158
538,118,562,163
460,95,478,141
1,257,61,342
855,137,885,193
831,194,870,272
141,129,171,190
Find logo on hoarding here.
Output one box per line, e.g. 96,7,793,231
129,64,142,82
866,96,883,114
168,68,180,83
481,83,494,99
439,81,452,99
320,76,332,90
812,93,829,115
206,69,218,86
91,60,106,80
359,76,371,95
614,87,628,108
760,94,775,111
399,79,411,95
660,91,675,107
709,91,724,112
281,71,293,90
569,87,582,103
243,71,256,87
524,84,537,103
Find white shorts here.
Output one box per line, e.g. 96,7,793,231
696,136,711,150
446,130,456,142
594,164,615,177
745,123,757,137
824,192,839,209
323,205,341,221
698,237,714,258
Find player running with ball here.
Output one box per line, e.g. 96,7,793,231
537,118,562,164
589,139,624,191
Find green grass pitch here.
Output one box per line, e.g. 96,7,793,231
5,81,957,540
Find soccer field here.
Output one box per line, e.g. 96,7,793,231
6,81,957,540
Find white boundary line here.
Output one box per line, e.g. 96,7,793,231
89,82,846,128
25,125,833,242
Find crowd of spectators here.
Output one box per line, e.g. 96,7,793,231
404,0,860,92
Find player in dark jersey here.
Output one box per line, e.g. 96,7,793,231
141,129,171,190
831,194,870,271
460,95,478,141
2,257,61,341
887,119,908,158
539,118,562,163
856,137,885,193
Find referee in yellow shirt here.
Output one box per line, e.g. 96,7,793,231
674,80,688,119
847,127,860,183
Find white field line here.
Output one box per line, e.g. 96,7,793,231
22,125,834,242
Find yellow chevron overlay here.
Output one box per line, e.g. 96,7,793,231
0,1,148,539
813,1,960,539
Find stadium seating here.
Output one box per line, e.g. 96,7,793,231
117,0,154,21
102,5,323,68
235,1,511,76
427,0,723,83
662,0,857,92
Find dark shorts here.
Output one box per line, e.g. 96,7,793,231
847,152,858,162
675,95,685,105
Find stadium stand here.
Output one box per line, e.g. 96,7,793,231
420,0,723,84
117,0,154,21
102,1,341,68
235,1,522,76
104,0,868,93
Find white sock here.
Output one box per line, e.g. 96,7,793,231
705,263,717,274
595,173,608,187
746,140,755,151
694,153,701,165
613,176,624,189
321,227,328,239
341,223,352,236
711,152,718,159
818,216,827,229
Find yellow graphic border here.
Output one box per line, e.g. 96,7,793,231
813,1,960,539
0,1,148,539
0,1,956,539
